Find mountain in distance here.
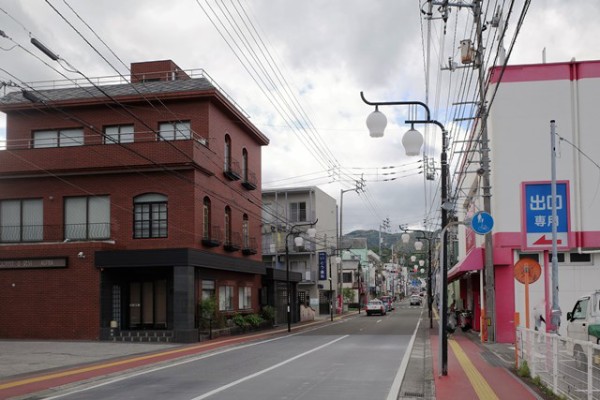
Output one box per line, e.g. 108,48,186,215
344,229,403,251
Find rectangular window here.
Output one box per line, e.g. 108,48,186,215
0,199,43,242
104,125,134,144
65,196,110,240
569,252,592,263
239,287,251,309
342,272,353,283
289,202,307,222
219,285,234,311
33,128,84,148
159,121,191,141
202,280,215,301
549,252,565,263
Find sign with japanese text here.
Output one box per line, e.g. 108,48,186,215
521,181,571,250
318,252,327,280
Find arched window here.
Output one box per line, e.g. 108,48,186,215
224,135,232,172
242,214,249,248
203,197,211,240
224,206,232,245
242,148,248,181
134,193,167,238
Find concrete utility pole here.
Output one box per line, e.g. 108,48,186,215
474,0,496,343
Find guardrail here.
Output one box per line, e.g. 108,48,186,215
516,326,600,399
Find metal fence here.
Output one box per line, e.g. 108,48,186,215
516,326,600,399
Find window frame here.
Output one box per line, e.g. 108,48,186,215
201,280,215,301
33,128,84,148
224,206,232,244
238,286,252,310
224,135,232,171
242,214,249,248
203,197,211,240
158,121,191,141
0,198,43,242
104,125,134,144
133,193,168,239
219,285,234,311
242,148,248,181
64,195,110,240
289,202,307,222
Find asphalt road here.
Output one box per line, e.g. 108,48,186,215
40,301,425,400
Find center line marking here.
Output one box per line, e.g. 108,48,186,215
190,335,349,400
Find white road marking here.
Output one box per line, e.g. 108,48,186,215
386,309,423,400
190,335,350,400
44,324,342,399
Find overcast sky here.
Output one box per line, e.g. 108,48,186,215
1,0,599,234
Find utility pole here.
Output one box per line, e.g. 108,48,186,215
474,0,496,343
379,217,390,259
430,0,496,343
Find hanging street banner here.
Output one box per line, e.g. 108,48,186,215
521,181,572,250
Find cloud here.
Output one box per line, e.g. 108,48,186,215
1,0,598,233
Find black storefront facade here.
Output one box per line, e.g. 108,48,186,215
96,248,302,342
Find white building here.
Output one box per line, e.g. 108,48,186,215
261,187,338,319
453,60,600,342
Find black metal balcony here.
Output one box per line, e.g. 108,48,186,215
242,237,258,255
241,170,257,190
224,159,241,181
0,223,112,243
201,225,222,247
224,231,242,252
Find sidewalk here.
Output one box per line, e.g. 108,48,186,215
398,312,543,400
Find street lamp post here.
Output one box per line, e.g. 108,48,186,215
361,91,450,376
402,230,434,329
285,220,318,333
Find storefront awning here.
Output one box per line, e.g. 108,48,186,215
448,247,484,282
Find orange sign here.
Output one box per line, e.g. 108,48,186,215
514,258,542,284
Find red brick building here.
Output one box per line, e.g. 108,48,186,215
0,60,270,342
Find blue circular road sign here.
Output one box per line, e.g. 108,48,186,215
471,211,494,235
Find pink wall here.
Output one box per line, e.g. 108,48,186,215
494,264,516,343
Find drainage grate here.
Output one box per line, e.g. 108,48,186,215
402,391,424,397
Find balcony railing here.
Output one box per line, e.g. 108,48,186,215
0,223,111,243
242,236,258,255
202,225,222,247
224,159,241,181
224,231,242,252
0,225,44,242
241,170,257,190
65,223,111,240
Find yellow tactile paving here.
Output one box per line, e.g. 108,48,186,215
449,339,499,400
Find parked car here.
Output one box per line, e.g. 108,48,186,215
409,295,423,306
366,299,387,316
381,296,394,311
566,290,600,368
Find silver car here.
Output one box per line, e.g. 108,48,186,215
409,295,423,306
366,299,387,316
